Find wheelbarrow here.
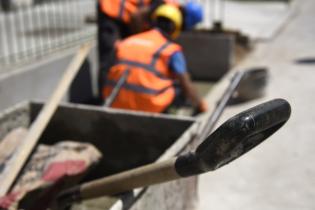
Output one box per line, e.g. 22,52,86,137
0,98,290,210
56,98,291,210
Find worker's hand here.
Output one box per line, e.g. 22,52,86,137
191,100,208,116
197,100,208,113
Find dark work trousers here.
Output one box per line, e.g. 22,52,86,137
163,84,200,115
69,59,95,104
97,4,131,101
163,85,187,113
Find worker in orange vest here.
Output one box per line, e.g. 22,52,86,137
102,3,207,114
97,0,203,103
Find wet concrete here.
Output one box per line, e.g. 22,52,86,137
198,0,315,209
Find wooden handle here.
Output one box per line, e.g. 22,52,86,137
57,157,179,207
80,157,179,199
0,43,93,197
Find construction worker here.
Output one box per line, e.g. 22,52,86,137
97,0,203,103
102,3,207,114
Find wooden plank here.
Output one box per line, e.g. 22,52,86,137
0,42,92,197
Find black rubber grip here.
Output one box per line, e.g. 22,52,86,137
175,98,291,177
174,152,202,177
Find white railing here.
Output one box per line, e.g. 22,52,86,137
0,0,96,72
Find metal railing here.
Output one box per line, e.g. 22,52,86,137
0,0,96,72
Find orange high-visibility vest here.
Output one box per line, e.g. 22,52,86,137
99,0,151,23
99,0,179,24
103,29,182,113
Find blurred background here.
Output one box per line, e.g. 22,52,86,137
1,0,314,210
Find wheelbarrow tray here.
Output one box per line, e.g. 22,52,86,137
0,101,198,210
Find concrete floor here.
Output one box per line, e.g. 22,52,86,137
201,0,292,40
198,0,315,210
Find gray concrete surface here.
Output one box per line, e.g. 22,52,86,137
201,0,293,40
223,1,293,40
198,0,315,209
0,44,98,112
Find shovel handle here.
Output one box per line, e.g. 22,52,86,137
57,157,179,206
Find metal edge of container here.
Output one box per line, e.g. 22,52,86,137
56,102,196,123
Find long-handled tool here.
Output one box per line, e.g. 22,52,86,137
196,67,268,142
196,70,245,140
104,69,130,107
0,43,92,197
57,98,291,208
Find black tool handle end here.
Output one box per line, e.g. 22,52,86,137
175,99,291,177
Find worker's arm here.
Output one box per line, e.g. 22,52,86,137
170,51,207,112
176,72,207,112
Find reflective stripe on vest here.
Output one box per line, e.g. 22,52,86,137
118,0,127,20
106,79,171,95
117,59,169,80
151,40,171,66
116,40,172,80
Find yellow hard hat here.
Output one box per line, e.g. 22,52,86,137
153,4,183,39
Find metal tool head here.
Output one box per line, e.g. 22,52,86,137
195,98,291,171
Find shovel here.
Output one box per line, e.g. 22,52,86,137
57,98,291,208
